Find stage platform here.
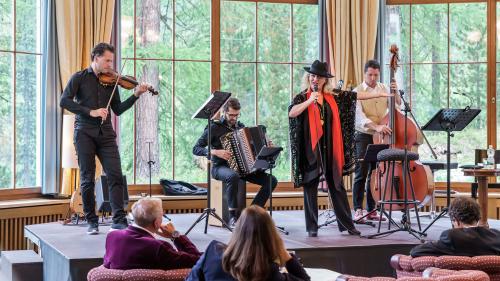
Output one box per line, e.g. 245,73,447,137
24,210,500,281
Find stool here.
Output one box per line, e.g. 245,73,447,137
375,148,422,232
209,178,246,226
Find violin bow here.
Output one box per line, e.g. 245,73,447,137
101,59,128,125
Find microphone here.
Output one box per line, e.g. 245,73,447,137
313,83,318,103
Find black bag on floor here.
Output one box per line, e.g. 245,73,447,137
160,178,207,196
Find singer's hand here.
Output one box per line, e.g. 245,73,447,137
308,91,320,104
90,108,108,119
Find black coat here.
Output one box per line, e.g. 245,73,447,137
410,227,500,257
288,90,357,188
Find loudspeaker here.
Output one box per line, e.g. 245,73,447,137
95,175,129,212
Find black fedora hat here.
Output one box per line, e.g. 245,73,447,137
304,60,334,78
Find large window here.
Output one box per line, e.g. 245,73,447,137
384,3,488,182
120,0,318,184
0,0,42,189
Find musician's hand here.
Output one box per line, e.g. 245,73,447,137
377,91,394,98
90,108,108,119
267,140,274,147
390,81,398,92
375,124,392,135
213,149,232,161
134,83,149,97
307,91,320,104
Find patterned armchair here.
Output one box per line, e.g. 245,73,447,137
336,267,489,281
390,254,500,281
87,265,191,281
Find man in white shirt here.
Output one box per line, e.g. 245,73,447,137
353,60,400,222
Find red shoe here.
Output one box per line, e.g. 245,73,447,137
367,211,387,221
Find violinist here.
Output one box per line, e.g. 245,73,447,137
60,42,151,235
352,60,400,223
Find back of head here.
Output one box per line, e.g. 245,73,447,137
222,205,282,281
131,198,163,228
449,197,480,226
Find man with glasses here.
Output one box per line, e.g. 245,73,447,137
410,197,500,257
193,98,277,227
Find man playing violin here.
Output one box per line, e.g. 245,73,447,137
352,60,400,223
60,42,150,235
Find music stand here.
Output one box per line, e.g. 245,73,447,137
421,107,480,233
354,144,391,227
253,146,288,234
185,91,233,235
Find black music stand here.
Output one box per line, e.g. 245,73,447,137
354,144,390,227
421,107,480,233
253,146,288,234
185,91,233,235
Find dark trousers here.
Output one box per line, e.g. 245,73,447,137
352,132,376,211
303,178,355,232
74,125,127,224
212,165,277,210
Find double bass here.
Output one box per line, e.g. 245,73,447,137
370,44,434,210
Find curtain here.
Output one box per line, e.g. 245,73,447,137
325,0,379,88
41,0,62,194
55,0,116,195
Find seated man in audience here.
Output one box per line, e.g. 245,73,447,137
104,198,201,270
410,197,500,257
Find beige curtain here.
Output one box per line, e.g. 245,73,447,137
326,0,379,87
56,0,116,195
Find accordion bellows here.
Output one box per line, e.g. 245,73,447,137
220,125,267,176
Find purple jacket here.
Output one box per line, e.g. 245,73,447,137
103,225,201,270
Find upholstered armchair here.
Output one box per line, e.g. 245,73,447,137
87,265,191,281
336,267,489,281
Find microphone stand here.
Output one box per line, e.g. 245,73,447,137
146,141,154,197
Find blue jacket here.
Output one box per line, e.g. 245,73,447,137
186,240,310,281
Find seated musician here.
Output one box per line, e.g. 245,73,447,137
192,97,277,226
410,197,500,257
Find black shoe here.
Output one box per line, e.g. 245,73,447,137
308,231,318,237
347,228,361,236
87,222,99,235
110,219,128,232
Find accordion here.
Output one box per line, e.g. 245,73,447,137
220,125,267,176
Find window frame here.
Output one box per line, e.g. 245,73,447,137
0,0,43,190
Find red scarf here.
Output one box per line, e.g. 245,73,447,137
306,88,344,176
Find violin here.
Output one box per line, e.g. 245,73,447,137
98,70,159,95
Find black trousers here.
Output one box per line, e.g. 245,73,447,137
303,177,355,232
352,132,376,211
212,165,277,210
74,125,127,224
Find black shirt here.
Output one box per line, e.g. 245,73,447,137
60,67,138,127
192,117,245,167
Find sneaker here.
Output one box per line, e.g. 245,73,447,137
367,211,387,221
110,220,128,232
87,222,99,235
353,209,366,222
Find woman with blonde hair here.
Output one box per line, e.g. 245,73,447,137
289,60,392,237
186,205,310,281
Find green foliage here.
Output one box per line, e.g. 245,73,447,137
119,1,318,183
384,3,488,182
0,0,40,189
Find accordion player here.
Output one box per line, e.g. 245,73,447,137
220,125,269,176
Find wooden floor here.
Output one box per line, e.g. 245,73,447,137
24,210,500,281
